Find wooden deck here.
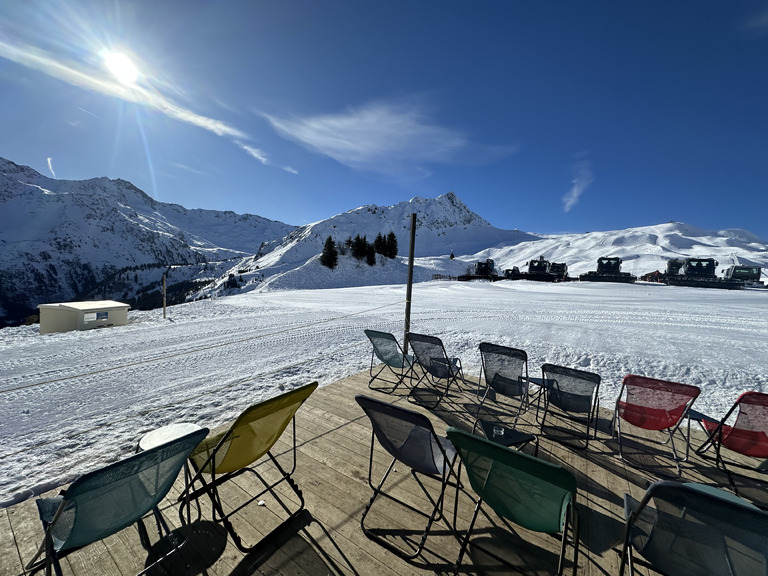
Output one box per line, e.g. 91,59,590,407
3,369,766,576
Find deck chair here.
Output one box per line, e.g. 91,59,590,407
26,427,208,576
477,342,529,412
446,427,579,576
405,332,466,408
355,395,457,560
695,391,768,496
620,480,768,576
181,381,318,553
538,363,601,449
612,375,700,477
364,329,415,394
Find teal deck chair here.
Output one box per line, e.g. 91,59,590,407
364,329,415,394
181,382,318,553
621,481,768,576
447,427,579,576
26,427,208,576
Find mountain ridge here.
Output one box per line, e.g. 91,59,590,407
1,156,766,327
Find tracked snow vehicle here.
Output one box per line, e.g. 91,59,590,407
579,257,637,283
458,258,500,281
723,265,764,287
505,256,569,282
665,258,742,290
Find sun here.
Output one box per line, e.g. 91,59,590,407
103,51,139,86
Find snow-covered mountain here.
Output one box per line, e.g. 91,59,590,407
2,155,768,327
0,157,295,325
483,222,768,278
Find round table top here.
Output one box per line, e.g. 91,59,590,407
138,422,203,452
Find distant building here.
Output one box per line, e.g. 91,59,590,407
37,300,130,334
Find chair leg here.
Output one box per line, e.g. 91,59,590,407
454,496,484,575
361,458,449,560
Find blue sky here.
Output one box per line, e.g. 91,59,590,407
2,1,768,239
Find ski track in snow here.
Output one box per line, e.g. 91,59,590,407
1,280,767,506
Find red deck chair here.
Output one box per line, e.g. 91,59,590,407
696,391,768,495
612,375,701,476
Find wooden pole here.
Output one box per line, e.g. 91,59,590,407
162,274,167,319
403,213,416,353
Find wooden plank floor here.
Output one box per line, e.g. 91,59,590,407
3,368,767,576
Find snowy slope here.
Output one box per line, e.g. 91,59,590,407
1,281,767,507
483,222,768,278
0,157,295,323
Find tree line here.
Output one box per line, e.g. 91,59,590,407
320,231,398,269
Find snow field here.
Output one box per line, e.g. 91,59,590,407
1,279,766,506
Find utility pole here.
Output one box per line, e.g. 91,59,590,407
403,213,416,353
162,274,167,319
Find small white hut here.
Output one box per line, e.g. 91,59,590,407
38,300,130,334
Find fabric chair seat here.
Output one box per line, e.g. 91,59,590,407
618,401,687,431
702,419,768,458
182,382,318,552
27,427,209,575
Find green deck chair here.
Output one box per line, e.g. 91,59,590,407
447,427,579,576
181,381,318,553
364,329,415,394
26,427,209,576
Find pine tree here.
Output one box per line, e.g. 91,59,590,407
352,234,368,260
320,236,338,269
385,231,398,258
373,232,386,256
366,243,376,266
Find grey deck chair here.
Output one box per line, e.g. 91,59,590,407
405,332,466,408
364,329,415,394
477,342,530,422
539,363,601,449
26,427,208,576
447,427,579,576
620,480,768,576
355,395,458,560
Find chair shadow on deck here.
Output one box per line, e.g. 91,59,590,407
230,509,358,576
686,457,768,510
602,434,683,481
144,521,228,575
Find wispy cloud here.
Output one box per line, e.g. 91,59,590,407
239,143,298,174
563,158,593,213
77,106,102,120
47,157,55,178
744,9,768,34
171,163,211,177
264,101,477,178
0,36,292,173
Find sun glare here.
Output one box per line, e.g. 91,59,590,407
103,51,139,86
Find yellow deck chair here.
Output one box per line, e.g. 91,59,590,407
181,381,318,552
